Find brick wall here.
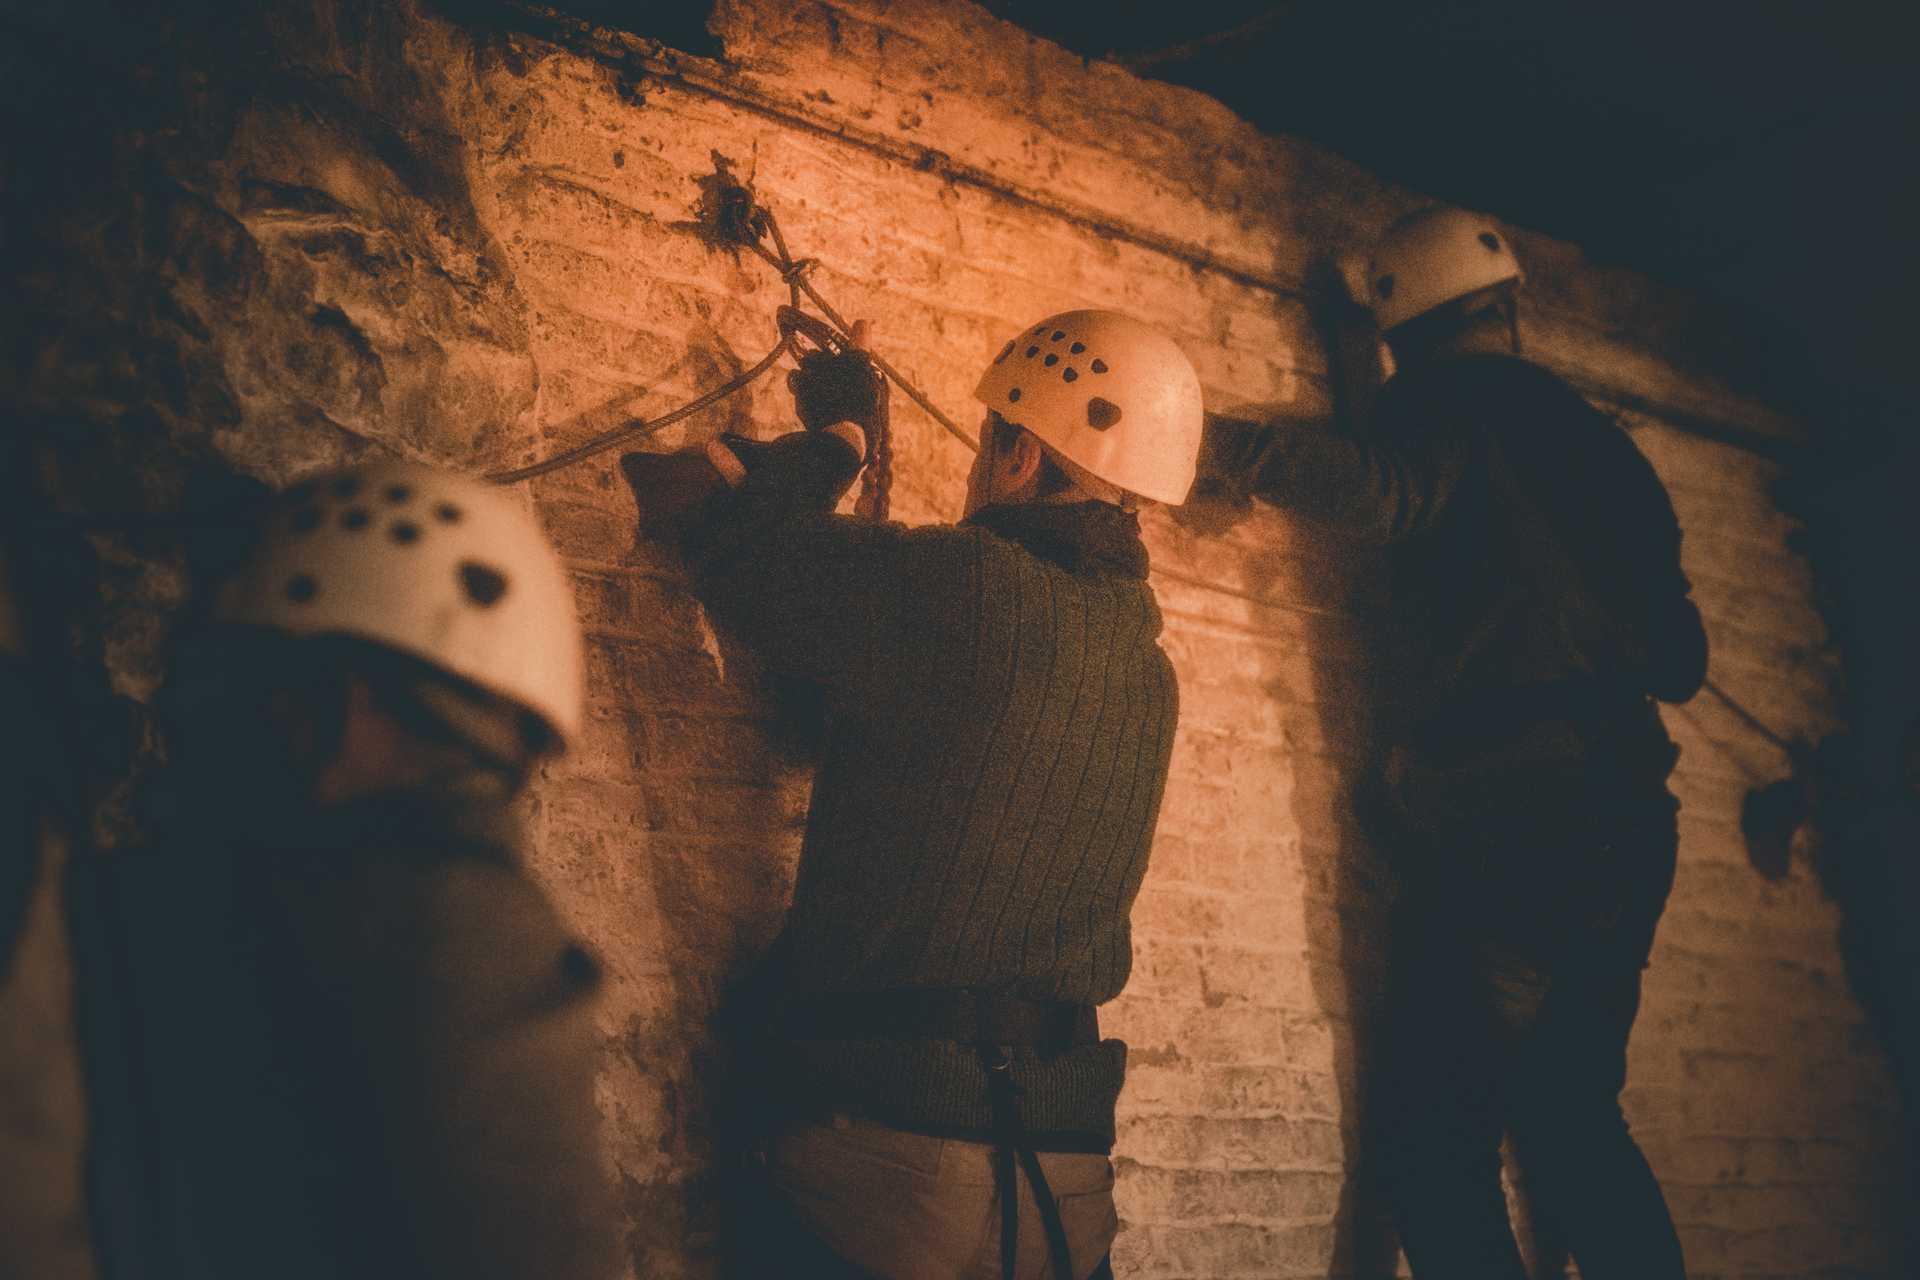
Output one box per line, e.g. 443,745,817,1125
8,0,1906,1275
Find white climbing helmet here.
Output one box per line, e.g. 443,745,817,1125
1368,206,1525,332
216,460,584,743
973,310,1204,506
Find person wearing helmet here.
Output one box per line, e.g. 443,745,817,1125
1209,207,1705,1279
622,313,1201,1279
70,462,620,1280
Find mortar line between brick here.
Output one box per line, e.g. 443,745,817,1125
502,6,1802,457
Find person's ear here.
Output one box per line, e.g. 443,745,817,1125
1004,429,1046,490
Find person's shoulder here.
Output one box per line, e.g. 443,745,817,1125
1451,355,1634,448
1446,353,1590,407
1374,356,1543,437
851,517,994,582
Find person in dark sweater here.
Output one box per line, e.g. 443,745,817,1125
72,462,620,1280
1212,207,1707,1279
624,314,1204,1279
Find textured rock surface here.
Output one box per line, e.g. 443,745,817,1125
2,1,1904,1276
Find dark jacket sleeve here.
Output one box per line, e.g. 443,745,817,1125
675,432,977,706
1210,414,1479,544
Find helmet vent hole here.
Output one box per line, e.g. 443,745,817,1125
385,484,413,503
391,521,421,545
1050,330,1065,341
1090,359,1108,374
1086,397,1122,431
996,341,1015,364
1044,353,1059,367
460,562,509,607
1008,387,1022,403
1062,367,1078,382
435,503,463,524
1070,342,1086,354
286,573,318,603
340,507,370,531
1025,345,1040,358
1479,232,1501,251
1376,274,1396,298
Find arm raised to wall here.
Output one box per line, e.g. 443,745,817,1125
630,428,975,711
1199,411,1479,544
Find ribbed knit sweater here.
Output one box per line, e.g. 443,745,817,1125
679,434,1178,1144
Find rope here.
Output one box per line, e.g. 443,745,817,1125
746,206,979,453
486,180,974,493
18,163,1813,762
1701,676,1798,756
484,338,792,485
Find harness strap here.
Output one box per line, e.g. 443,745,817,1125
978,1042,1077,1280
776,987,1099,1280
1016,1141,1076,1280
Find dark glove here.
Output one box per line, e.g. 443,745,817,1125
619,447,728,538
786,348,887,435
1189,413,1269,503
712,428,865,509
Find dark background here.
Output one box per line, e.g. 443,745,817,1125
976,0,1920,799
981,0,1918,419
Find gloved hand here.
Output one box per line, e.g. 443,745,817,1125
1188,413,1267,504
619,446,729,537
621,423,869,540
710,427,866,509
787,347,887,437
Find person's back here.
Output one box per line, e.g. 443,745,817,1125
1212,207,1703,1280
1363,352,1703,950
79,786,611,1280
74,462,620,1280
625,311,1203,1279
728,494,1177,1144
1373,352,1702,716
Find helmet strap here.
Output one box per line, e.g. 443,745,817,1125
380,675,542,794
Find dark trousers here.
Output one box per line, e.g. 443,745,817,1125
1373,805,1685,1280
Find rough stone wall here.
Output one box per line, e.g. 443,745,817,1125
5,1,1905,1276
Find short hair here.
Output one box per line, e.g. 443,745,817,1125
984,411,1075,499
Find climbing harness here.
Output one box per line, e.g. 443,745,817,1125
981,1041,1079,1280
778,987,1099,1280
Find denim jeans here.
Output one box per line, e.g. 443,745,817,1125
1373,801,1685,1280
760,1115,1118,1280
